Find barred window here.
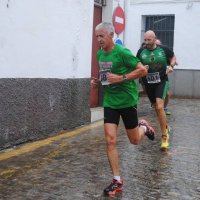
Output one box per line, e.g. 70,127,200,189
145,15,175,50
94,0,106,7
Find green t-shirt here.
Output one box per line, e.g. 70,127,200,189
96,44,140,109
137,45,174,84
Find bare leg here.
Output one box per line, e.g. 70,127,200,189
155,98,167,135
126,126,145,145
104,123,120,176
164,91,170,108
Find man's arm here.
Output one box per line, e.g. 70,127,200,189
170,54,177,68
107,62,148,84
161,45,177,74
166,54,177,74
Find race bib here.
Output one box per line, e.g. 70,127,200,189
146,72,161,83
99,69,111,85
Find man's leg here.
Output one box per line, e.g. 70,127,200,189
126,122,155,145
104,123,119,177
103,107,123,196
126,126,145,145
103,123,124,196
155,98,170,150
155,98,167,135
164,91,171,115
164,91,170,108
155,80,170,149
120,106,155,144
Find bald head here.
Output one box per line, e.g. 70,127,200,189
144,30,157,50
144,30,156,39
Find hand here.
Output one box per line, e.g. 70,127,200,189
166,66,174,74
144,65,149,70
91,77,100,88
107,73,122,84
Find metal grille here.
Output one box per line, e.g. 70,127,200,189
145,15,175,50
94,0,106,7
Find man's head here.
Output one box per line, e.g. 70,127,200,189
144,30,157,50
95,22,114,52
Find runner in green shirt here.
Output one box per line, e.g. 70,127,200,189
97,43,140,109
137,30,176,150
91,22,155,196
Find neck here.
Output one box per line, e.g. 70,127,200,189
152,43,157,50
104,44,115,53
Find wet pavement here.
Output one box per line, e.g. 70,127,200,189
0,97,200,200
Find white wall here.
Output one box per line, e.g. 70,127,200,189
125,0,200,70
0,0,94,78
102,0,125,45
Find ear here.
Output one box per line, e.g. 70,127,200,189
109,32,114,38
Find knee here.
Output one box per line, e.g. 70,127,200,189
106,135,117,148
129,139,140,145
155,104,164,111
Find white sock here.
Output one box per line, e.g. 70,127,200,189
140,125,147,133
113,176,121,181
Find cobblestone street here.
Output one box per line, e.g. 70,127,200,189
0,97,200,200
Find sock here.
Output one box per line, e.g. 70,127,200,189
140,125,147,133
113,176,121,181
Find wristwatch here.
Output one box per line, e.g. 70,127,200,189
123,75,127,81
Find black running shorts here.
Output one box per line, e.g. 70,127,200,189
104,106,138,129
145,80,169,104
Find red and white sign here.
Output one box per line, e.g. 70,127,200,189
113,6,125,34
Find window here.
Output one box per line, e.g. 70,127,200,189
144,15,175,50
94,0,106,7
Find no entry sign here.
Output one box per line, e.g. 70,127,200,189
113,6,125,34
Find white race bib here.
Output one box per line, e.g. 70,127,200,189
146,72,161,83
99,69,111,85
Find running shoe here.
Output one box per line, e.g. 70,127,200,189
139,119,155,140
164,107,171,115
104,179,123,196
160,126,170,150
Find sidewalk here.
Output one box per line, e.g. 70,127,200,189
0,97,200,200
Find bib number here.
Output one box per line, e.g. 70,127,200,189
146,72,161,83
99,69,111,85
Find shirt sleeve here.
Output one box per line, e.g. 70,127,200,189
121,47,140,70
160,45,174,65
136,48,143,58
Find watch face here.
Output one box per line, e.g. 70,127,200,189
123,75,127,80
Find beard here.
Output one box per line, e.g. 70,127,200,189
146,43,154,50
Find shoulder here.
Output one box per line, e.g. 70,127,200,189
114,44,134,57
136,47,145,57
157,45,174,54
115,44,130,52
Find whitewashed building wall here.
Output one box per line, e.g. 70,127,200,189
0,0,94,149
124,0,200,97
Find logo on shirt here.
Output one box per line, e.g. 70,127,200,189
99,62,112,70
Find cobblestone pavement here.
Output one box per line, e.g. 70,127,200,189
0,97,200,200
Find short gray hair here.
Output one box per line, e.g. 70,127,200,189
95,22,115,33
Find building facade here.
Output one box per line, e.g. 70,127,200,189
0,0,94,149
0,0,199,149
125,0,200,98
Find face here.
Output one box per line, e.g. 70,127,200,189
144,33,156,50
95,28,113,50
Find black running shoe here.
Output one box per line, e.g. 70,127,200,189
139,119,155,140
104,179,123,196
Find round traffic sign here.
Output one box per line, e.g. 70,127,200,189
115,38,123,45
113,6,125,34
